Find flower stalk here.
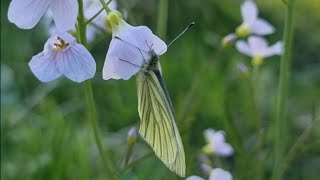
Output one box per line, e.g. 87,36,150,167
77,0,117,178
272,0,295,180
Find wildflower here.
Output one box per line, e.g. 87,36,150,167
29,32,96,82
8,0,78,31
202,129,234,157
235,0,274,37
236,36,283,66
127,127,137,145
102,10,167,80
222,33,236,48
186,168,233,180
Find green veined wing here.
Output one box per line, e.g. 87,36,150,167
137,67,186,177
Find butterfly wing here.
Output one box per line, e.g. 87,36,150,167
137,68,186,177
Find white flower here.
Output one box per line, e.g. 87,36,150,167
8,0,78,31
209,168,233,180
102,11,167,80
29,32,96,82
186,168,233,180
236,0,274,37
236,36,283,66
203,129,234,157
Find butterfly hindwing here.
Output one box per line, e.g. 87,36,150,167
137,68,186,177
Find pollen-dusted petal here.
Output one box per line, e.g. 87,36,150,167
50,0,78,32
251,18,275,35
264,41,283,57
29,51,62,82
236,40,252,56
8,0,50,29
57,44,96,82
241,0,258,25
248,36,268,55
209,168,233,180
185,176,206,180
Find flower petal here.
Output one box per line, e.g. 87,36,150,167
251,18,275,35
209,168,233,180
248,36,268,55
264,41,283,57
8,0,50,29
186,176,206,180
29,52,61,82
57,44,96,82
241,0,258,25
50,0,78,32
236,40,252,56
104,37,147,80
214,141,234,157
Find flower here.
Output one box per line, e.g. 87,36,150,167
236,36,283,66
186,168,233,180
221,33,237,48
203,129,234,157
8,0,78,31
235,0,274,37
102,10,167,80
85,0,117,41
29,32,96,82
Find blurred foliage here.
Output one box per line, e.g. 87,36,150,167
1,0,320,180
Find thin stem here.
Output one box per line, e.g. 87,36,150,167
85,7,104,25
77,0,118,178
272,0,295,180
120,152,154,174
156,0,168,39
99,0,112,13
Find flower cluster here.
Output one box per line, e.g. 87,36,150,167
222,0,283,67
8,0,165,83
186,129,233,180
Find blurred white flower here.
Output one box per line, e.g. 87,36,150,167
102,10,167,80
8,0,78,31
236,36,283,66
186,168,233,180
29,32,96,82
203,129,234,157
43,0,117,42
209,168,233,180
236,0,274,37
222,33,237,48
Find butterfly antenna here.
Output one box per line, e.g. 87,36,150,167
167,22,195,48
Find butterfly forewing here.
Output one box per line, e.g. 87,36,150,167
137,68,186,177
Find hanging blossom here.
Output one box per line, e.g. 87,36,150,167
236,36,283,66
29,32,96,82
43,0,117,42
236,0,274,37
186,168,233,180
202,129,234,157
8,0,78,31
102,10,167,80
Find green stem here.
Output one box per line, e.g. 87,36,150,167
77,0,118,178
272,1,295,180
99,0,112,13
156,0,168,39
85,7,104,25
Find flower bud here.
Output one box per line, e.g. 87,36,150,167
252,55,264,67
221,33,236,48
237,63,249,78
200,163,213,175
236,24,251,38
127,127,137,145
105,10,124,32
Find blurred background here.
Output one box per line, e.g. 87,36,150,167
1,0,319,179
